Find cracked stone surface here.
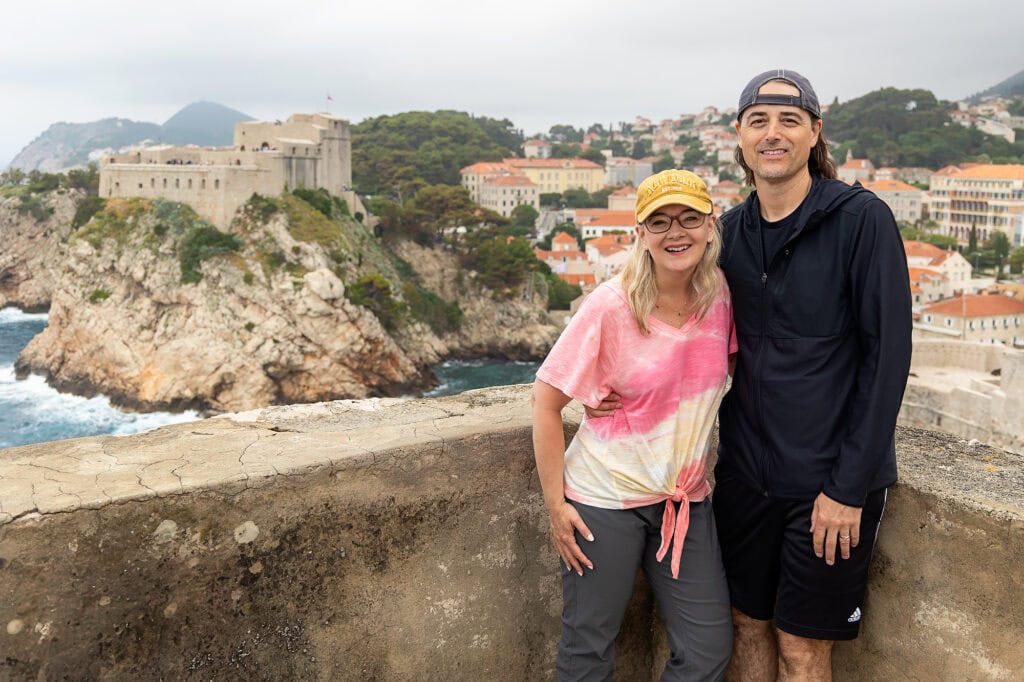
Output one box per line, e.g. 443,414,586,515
0,385,558,526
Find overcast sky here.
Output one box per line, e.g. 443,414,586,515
2,0,1022,168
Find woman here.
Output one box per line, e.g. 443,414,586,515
532,169,734,681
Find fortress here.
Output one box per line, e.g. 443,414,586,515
98,113,355,229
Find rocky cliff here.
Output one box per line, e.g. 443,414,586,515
7,192,559,412
0,189,79,311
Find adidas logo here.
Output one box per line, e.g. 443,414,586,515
847,607,862,623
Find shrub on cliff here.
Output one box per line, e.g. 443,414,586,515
401,282,462,334
345,274,406,331
72,196,106,229
459,232,540,300
179,226,242,284
292,187,350,219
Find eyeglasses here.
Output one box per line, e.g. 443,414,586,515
644,212,708,233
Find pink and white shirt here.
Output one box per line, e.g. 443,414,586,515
536,278,736,578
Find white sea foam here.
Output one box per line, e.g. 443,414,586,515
0,365,202,450
0,307,49,324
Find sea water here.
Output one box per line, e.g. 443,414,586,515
0,307,201,450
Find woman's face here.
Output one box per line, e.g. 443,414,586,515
635,203,714,279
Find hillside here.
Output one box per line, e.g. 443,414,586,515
970,68,1024,101
7,102,252,173
825,87,1024,167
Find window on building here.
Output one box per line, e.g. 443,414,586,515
201,179,206,189
924,314,932,323
163,178,167,189
188,179,192,189
215,179,220,190
150,178,155,188
175,178,180,189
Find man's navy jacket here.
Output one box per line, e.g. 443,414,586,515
715,178,913,506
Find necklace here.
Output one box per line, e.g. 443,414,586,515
655,295,693,320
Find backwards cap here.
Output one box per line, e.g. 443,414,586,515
738,69,821,119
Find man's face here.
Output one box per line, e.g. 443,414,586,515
735,80,822,186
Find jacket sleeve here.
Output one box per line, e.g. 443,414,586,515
823,198,912,506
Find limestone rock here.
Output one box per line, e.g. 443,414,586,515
11,196,561,412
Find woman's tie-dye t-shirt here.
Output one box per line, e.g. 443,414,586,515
536,277,736,578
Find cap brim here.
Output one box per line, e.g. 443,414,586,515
637,195,713,223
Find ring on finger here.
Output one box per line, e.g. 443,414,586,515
839,534,851,541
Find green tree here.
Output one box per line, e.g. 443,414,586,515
1009,247,1024,275
510,203,539,228
351,111,521,195
653,152,675,173
540,192,562,208
985,231,1011,275
579,147,607,166
549,124,584,143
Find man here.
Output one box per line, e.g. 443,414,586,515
590,70,912,680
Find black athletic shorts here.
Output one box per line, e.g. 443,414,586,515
712,474,887,641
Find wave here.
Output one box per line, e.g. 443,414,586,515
0,307,49,324
0,365,202,450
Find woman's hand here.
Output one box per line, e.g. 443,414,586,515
583,392,622,418
547,500,594,576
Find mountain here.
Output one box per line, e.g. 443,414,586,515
7,102,253,173
160,101,253,146
969,68,1024,101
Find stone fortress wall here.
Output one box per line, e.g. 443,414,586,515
1,386,1021,680
98,113,358,229
902,340,1024,454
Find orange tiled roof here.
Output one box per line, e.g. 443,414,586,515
534,248,587,261
908,266,942,282
560,273,597,286
587,233,635,247
933,165,962,176
923,294,1024,317
523,139,551,147
910,283,922,294
485,175,537,187
903,240,947,261
840,159,872,169
552,232,577,244
865,178,922,192
460,162,519,175
948,164,1024,181
611,187,638,196
503,157,603,169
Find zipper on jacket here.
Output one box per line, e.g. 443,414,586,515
756,222,770,497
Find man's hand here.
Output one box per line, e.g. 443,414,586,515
584,392,622,419
547,500,594,576
810,492,862,565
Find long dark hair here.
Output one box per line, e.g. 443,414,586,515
734,122,837,186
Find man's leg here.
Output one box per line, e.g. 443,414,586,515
712,475,785,681
726,609,777,682
773,488,888,680
777,630,833,682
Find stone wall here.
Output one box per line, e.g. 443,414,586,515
1,386,1022,680
902,341,1024,454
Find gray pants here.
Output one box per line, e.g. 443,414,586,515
557,498,732,682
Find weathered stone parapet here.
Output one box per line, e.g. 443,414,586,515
1,387,1022,680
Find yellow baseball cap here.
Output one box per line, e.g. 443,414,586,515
635,169,713,223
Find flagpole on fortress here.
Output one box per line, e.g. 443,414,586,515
326,93,333,114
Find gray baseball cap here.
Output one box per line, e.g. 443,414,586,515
738,69,821,119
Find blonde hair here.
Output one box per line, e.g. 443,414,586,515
619,218,723,334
